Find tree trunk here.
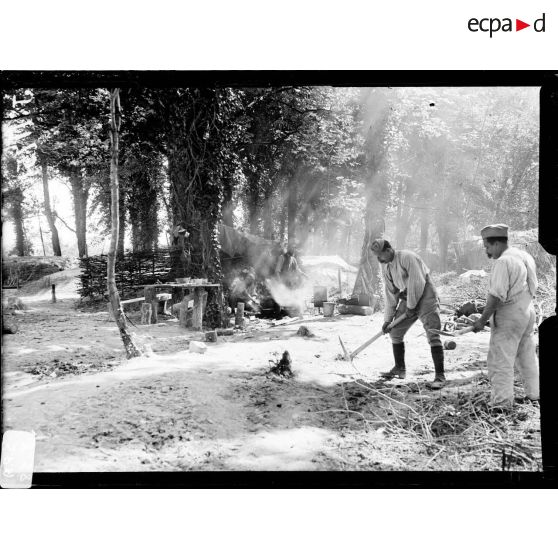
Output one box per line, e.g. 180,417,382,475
164,89,226,328
69,169,88,258
10,187,27,256
352,191,387,310
419,208,429,256
352,88,391,309
107,88,142,359
278,190,288,243
287,172,298,248
127,159,159,253
38,217,46,256
118,185,126,256
41,160,62,256
437,227,450,273
221,173,235,228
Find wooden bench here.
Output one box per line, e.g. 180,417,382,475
107,293,172,320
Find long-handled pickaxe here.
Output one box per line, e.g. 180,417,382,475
338,312,408,362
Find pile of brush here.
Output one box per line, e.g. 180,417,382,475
355,378,540,471
325,373,541,471
269,350,293,378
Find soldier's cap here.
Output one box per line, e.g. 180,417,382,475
480,224,509,239
370,238,389,254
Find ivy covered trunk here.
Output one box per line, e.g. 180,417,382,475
164,89,228,328
10,187,27,256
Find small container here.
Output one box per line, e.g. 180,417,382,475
205,330,218,342
322,301,335,317
313,286,328,308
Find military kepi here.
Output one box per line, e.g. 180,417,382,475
480,224,509,239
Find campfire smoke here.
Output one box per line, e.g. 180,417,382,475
265,278,307,315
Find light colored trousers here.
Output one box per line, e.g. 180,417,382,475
487,290,539,406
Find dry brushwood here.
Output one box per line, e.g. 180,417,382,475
324,362,541,471
269,351,293,378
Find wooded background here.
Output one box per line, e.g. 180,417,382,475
2,84,540,302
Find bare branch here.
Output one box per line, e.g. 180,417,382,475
53,212,76,233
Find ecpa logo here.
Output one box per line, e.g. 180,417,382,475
468,13,546,37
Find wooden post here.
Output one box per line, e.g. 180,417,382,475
179,298,189,329
51,284,56,303
192,288,207,331
235,302,245,328
144,286,158,324
141,303,152,325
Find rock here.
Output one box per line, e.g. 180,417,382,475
2,321,18,334
6,296,26,311
189,341,207,354
459,269,487,283
296,325,315,338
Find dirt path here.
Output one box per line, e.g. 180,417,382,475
3,287,539,472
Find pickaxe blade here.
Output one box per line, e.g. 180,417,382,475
338,335,351,361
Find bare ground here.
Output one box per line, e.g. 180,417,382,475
2,279,541,472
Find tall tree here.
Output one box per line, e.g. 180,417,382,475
39,156,62,255
352,88,392,307
2,147,32,256
107,88,142,359
160,88,246,327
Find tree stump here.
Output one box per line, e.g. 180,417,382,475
235,302,245,327
141,303,152,325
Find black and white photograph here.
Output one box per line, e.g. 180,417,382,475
1,73,556,484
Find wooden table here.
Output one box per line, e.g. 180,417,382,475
140,283,221,329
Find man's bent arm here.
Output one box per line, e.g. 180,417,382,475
473,294,501,331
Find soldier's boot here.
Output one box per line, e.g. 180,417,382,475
429,345,446,389
381,343,406,379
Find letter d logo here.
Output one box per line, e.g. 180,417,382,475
534,13,546,32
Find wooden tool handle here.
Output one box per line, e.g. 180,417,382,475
453,325,475,336
350,313,407,359
350,331,383,358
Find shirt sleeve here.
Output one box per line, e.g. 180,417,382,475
383,266,399,322
488,259,511,301
403,252,427,310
